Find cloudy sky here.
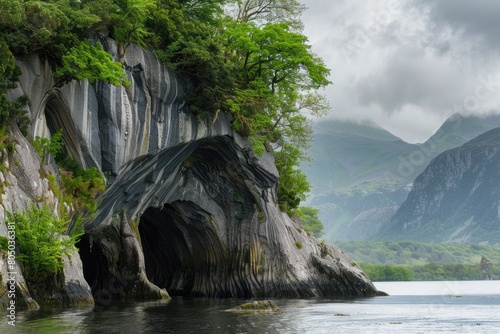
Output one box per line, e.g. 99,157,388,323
301,0,500,143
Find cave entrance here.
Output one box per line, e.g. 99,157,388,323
139,201,230,297
76,234,108,294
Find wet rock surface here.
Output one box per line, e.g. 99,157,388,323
225,300,283,314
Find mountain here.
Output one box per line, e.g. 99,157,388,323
380,127,500,245
425,113,500,151
305,120,414,193
304,114,500,242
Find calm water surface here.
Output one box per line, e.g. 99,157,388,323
2,281,500,333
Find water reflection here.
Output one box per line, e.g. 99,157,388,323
4,282,500,334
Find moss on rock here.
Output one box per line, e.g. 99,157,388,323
225,300,282,315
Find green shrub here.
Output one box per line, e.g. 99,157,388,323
295,241,302,249
411,263,481,281
60,167,105,212
0,236,8,251
7,204,82,284
33,132,105,214
32,129,64,160
6,142,14,155
0,126,10,152
54,40,130,87
46,173,59,198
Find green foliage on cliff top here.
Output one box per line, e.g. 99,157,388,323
54,40,130,86
0,37,28,132
1,0,331,214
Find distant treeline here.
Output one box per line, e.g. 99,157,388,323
336,241,500,265
335,241,500,281
359,262,499,281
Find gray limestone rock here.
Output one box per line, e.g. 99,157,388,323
1,38,381,308
0,126,92,308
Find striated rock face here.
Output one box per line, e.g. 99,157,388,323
2,37,380,306
0,125,92,309
384,128,500,244
83,133,377,299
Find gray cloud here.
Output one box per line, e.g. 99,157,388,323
355,49,466,113
416,0,500,46
301,0,500,143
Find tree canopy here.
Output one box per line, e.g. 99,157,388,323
0,0,332,215
297,206,324,238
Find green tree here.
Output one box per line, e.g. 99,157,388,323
152,1,232,118
221,21,330,212
109,0,156,57
297,206,324,238
182,0,225,23
54,40,129,86
0,0,23,27
229,0,305,28
19,0,100,59
154,4,331,213
359,263,415,281
0,0,331,217
275,143,310,212
0,38,28,132
0,12,20,109
1,0,129,99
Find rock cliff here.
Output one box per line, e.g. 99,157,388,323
304,115,500,242
0,37,380,308
382,128,500,244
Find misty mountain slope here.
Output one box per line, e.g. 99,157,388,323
424,113,500,152
380,127,500,245
304,113,500,242
305,120,414,193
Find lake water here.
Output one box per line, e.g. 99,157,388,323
2,281,500,333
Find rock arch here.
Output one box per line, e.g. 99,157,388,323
78,135,380,302
33,91,87,167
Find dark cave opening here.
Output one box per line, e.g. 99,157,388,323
139,201,232,297
139,204,194,296
76,234,110,296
